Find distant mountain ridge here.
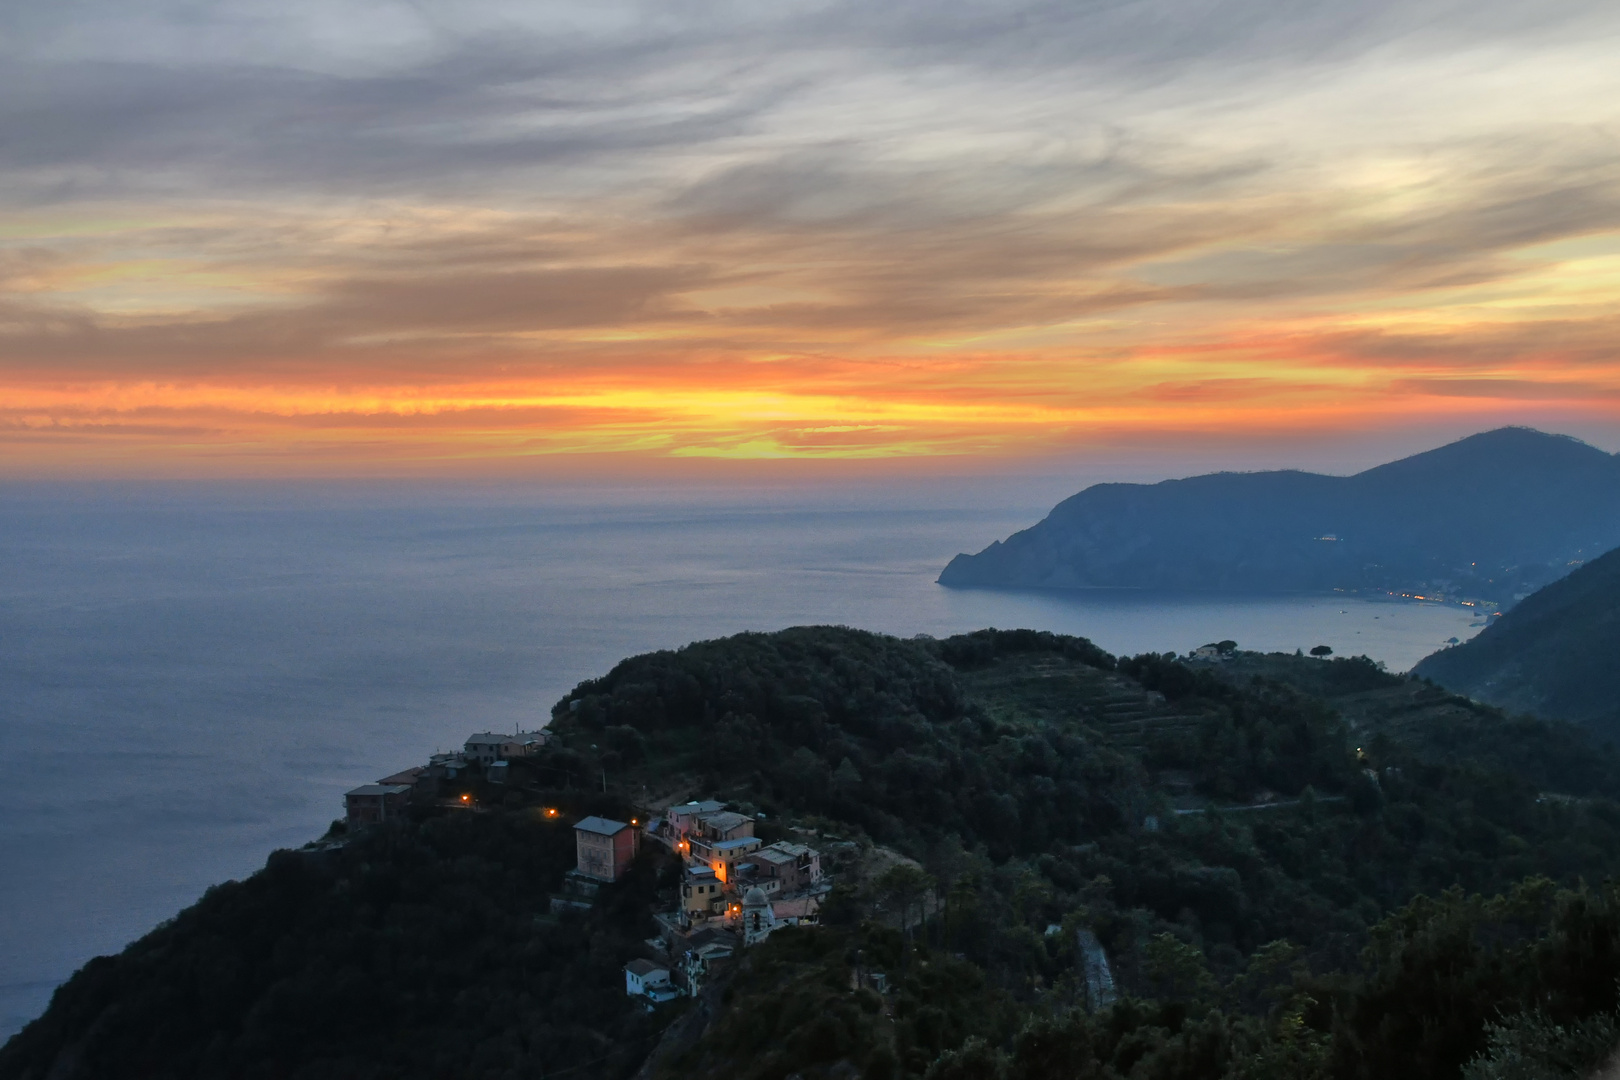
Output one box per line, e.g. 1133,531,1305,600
939,427,1620,604
1413,542,1620,737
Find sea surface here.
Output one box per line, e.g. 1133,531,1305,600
0,480,1485,1038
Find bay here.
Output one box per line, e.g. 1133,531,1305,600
0,481,1482,1037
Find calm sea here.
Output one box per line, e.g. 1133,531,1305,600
0,481,1483,1037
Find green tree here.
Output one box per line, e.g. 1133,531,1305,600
924,1036,1008,1080
875,864,936,940
1144,932,1219,1008
1462,1008,1620,1080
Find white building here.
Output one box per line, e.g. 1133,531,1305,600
739,886,777,945
624,959,681,1005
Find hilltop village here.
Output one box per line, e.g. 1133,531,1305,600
568,802,830,1006
342,730,832,1008
21,626,1620,1080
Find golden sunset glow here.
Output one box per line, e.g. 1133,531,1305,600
5,2,1620,475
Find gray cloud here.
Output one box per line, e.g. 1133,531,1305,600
4,0,1615,204
1312,314,1620,370
323,265,712,332
4,0,1620,392
0,53,783,202
0,259,715,372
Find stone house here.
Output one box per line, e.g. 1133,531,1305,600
686,810,756,865
574,816,639,881
464,733,526,765
665,799,726,840
344,783,411,826
427,752,472,780
701,836,762,886
695,810,754,842
743,841,822,894
682,865,725,917
375,766,434,802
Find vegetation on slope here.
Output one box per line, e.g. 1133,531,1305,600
0,798,672,1080
939,427,1620,604
681,876,1620,1080
8,626,1620,1080
1415,543,1620,737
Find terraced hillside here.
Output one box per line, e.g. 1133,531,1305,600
13,628,1620,1080
959,652,1175,745
1214,652,1620,800
955,651,1226,812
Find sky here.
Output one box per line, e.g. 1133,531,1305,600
4,0,1620,479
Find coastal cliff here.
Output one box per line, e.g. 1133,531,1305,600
1415,542,1620,737
940,428,1620,604
10,626,1620,1080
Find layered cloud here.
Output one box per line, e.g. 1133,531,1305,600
3,0,1620,474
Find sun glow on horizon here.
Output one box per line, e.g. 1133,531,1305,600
5,2,1620,476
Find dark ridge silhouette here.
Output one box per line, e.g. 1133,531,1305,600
1414,542,1620,737
13,626,1620,1080
939,427,1620,604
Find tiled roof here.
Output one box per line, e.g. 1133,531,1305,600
753,849,795,865
773,897,821,919
575,815,630,835
710,837,760,851
672,800,726,814
376,767,424,785
345,784,411,797
688,927,738,948
698,811,752,831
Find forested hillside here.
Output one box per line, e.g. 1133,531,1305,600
1415,544,1620,737
8,626,1620,1080
0,800,671,1080
939,427,1620,603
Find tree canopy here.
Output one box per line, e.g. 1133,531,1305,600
9,626,1620,1080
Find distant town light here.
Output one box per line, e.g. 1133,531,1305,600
461,794,470,803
